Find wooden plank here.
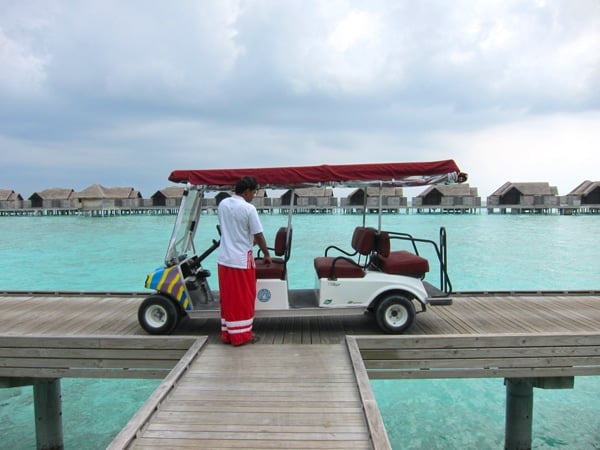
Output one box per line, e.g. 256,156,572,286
346,337,392,450
366,365,600,380
355,333,600,380
107,337,208,450
0,335,196,349
131,437,372,449
0,367,169,379
364,356,600,371
113,343,377,450
159,400,363,414
139,429,371,442
0,335,198,379
149,410,367,426
354,332,600,349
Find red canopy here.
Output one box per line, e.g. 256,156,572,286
168,160,466,189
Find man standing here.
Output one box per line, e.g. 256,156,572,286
217,176,271,345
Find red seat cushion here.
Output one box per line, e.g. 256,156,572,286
255,258,286,279
314,226,376,279
373,250,429,277
314,256,365,279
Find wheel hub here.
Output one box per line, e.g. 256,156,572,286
386,305,407,326
146,305,167,327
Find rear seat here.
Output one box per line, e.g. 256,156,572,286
314,226,377,280
372,231,429,278
256,227,291,280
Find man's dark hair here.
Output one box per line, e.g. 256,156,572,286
235,176,258,194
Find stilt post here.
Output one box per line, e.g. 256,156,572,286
504,377,534,450
33,378,64,450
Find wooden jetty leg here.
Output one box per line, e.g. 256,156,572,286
504,377,575,450
33,378,64,450
504,378,534,450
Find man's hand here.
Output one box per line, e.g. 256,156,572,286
254,232,272,264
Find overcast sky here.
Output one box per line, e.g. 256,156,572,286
1,0,599,198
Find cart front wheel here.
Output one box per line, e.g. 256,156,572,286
138,294,179,335
375,293,416,334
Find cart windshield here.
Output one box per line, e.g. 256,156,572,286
165,186,203,265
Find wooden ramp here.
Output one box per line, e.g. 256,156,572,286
110,342,389,450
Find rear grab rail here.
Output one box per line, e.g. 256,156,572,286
383,227,452,294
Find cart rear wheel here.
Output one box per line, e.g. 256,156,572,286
138,294,180,335
375,293,415,334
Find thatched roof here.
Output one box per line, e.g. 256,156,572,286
287,187,333,197
29,188,75,200
416,184,477,197
152,186,186,199
76,184,141,199
490,182,558,196
348,187,404,197
566,180,600,196
0,189,22,201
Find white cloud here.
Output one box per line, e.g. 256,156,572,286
0,28,47,96
0,0,599,197
431,111,600,196
327,10,380,52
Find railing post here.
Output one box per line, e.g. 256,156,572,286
504,378,533,450
33,378,64,450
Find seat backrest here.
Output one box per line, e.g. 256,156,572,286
351,227,377,256
375,231,391,257
274,227,287,257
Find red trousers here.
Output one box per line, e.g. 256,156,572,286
218,256,256,345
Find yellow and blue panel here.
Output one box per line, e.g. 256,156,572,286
145,265,191,310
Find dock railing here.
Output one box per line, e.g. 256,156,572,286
0,335,202,450
348,332,600,450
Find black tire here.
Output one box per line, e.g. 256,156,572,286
138,294,180,335
375,293,416,334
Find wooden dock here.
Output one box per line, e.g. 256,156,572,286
109,342,387,449
1,291,598,340
1,291,600,449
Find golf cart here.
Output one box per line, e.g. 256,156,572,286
139,160,467,335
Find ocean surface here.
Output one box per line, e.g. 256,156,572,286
0,212,599,449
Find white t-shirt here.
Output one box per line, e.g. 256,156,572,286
217,194,263,269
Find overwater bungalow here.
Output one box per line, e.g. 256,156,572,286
487,182,559,214
76,184,142,214
204,189,269,213
411,184,480,214
412,184,481,214
28,188,78,213
277,187,336,213
0,189,23,211
341,187,406,213
560,180,600,215
251,189,271,212
150,187,185,209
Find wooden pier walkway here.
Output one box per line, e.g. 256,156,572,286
0,291,598,340
1,291,599,449
110,341,387,449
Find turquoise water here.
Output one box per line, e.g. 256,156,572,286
0,213,599,448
